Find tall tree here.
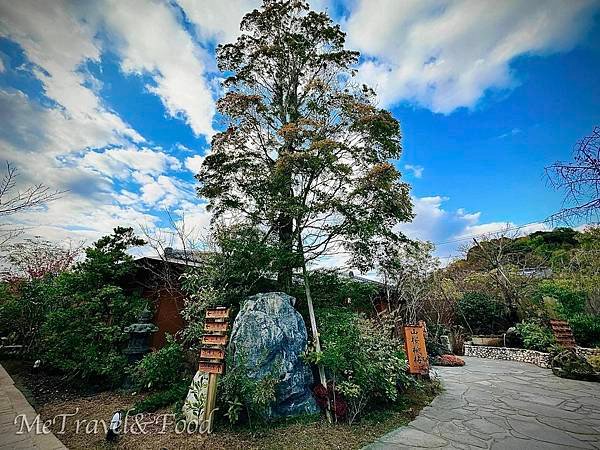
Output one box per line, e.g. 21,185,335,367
198,0,412,285
197,0,413,394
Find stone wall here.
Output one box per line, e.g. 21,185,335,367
464,344,552,368
575,346,600,359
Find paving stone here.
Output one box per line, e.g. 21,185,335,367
0,364,67,450
365,357,600,449
507,417,591,448
379,427,449,448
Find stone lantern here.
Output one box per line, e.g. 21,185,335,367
124,308,158,363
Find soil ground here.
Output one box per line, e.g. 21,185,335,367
3,358,439,450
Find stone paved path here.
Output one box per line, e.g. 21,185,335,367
367,356,600,449
0,363,66,449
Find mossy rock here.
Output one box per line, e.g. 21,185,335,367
552,350,600,382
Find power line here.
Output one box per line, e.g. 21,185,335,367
432,218,554,247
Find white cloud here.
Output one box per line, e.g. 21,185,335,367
80,147,181,180
0,57,4,72
133,172,192,209
0,1,214,246
397,196,551,260
100,0,216,137
453,221,550,241
0,0,142,144
497,128,522,139
177,0,258,44
345,0,598,113
404,164,424,178
184,155,205,174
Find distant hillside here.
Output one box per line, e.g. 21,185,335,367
461,227,597,272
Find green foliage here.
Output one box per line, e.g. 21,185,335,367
218,355,279,425
456,292,508,335
568,314,600,348
587,355,600,372
132,336,186,391
306,307,412,422
0,279,53,351
515,321,555,352
464,228,582,271
290,269,378,313
132,378,190,414
179,224,281,348
2,227,148,386
535,280,586,318
425,334,449,358
198,0,413,288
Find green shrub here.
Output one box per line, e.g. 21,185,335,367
568,314,600,348
37,228,147,385
515,321,555,352
587,355,600,372
218,355,279,425
40,282,145,385
132,335,186,391
132,378,190,414
306,307,412,423
535,280,586,319
456,292,508,335
290,269,379,313
0,278,59,353
424,324,450,357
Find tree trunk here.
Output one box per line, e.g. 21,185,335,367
277,214,294,292
298,236,331,423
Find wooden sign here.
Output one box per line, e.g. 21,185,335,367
204,321,229,332
200,347,225,360
199,361,224,374
206,308,230,319
550,319,576,349
202,334,228,346
199,307,231,434
403,325,429,375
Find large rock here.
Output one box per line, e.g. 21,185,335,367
229,292,318,418
552,350,600,382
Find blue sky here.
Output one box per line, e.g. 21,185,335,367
0,0,599,263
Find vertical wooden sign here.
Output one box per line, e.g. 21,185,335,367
403,324,429,375
549,319,576,349
200,307,230,433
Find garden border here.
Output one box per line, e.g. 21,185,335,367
464,344,600,368
574,346,600,359
464,344,552,368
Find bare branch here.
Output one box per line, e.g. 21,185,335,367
546,126,600,224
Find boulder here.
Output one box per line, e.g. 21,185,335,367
229,292,318,418
552,350,600,382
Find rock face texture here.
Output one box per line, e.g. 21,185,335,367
229,292,318,418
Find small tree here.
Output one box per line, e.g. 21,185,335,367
377,240,439,324
39,227,147,384
2,237,82,281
